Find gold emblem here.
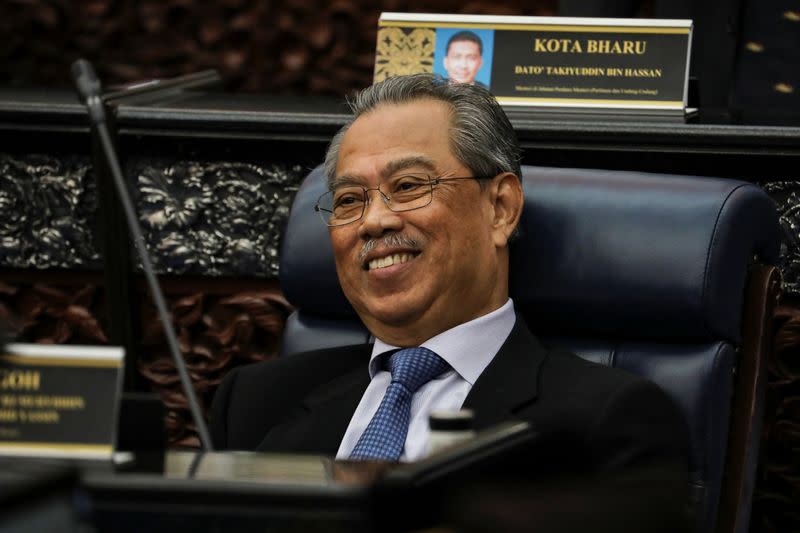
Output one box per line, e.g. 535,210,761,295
774,83,795,94
783,11,800,21
374,27,436,82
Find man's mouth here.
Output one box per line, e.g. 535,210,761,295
365,252,419,271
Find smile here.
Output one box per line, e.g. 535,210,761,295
366,252,418,271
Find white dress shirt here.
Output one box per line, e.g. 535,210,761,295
336,298,516,462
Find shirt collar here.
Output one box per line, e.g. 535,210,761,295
369,298,516,384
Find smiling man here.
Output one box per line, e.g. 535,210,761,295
442,31,485,87
211,75,687,474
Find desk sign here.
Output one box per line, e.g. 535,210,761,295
0,343,124,459
374,13,692,112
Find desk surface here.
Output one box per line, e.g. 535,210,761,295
3,443,686,533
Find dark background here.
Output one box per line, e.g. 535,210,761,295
0,0,557,96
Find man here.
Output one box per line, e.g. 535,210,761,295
442,31,486,87
211,75,687,475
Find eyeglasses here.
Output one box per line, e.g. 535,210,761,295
315,173,490,227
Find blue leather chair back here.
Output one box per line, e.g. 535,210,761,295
280,166,372,353
279,165,781,533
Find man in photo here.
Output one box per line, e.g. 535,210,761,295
442,30,486,87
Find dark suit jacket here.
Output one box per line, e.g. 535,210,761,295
211,317,688,474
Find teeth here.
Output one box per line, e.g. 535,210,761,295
368,253,414,271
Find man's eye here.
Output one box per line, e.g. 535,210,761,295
393,178,426,193
334,193,362,207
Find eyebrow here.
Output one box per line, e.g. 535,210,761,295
329,175,363,189
332,156,439,189
382,156,437,178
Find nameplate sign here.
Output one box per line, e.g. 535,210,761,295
374,13,692,112
0,343,124,459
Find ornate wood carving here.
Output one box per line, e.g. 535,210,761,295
137,284,292,447
0,279,108,344
0,154,100,270
131,159,303,278
751,305,800,533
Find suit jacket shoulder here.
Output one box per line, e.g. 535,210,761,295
465,317,688,473
533,346,689,472
210,344,371,451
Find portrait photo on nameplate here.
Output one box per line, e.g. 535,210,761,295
0,343,124,459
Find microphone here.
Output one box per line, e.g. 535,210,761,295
70,59,105,124
71,59,102,104
70,58,215,452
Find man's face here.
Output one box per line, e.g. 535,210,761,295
443,40,483,84
329,99,508,345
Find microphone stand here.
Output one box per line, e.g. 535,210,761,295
71,60,214,452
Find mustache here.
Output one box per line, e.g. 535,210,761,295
358,233,422,261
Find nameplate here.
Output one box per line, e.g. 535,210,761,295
374,13,692,112
0,343,124,459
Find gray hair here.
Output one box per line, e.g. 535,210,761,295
323,74,522,188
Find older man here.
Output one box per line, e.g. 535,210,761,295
211,75,687,474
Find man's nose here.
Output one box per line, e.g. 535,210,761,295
358,189,402,237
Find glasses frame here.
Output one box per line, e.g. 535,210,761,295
314,174,492,227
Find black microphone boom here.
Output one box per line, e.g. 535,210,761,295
70,59,214,451
71,59,102,103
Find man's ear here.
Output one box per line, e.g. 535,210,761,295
489,172,524,247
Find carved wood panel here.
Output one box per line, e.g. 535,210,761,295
137,282,291,447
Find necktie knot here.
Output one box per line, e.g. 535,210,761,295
387,347,450,393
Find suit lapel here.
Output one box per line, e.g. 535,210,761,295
256,348,371,455
254,317,546,452
463,316,546,430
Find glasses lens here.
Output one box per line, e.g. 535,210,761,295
317,187,365,226
386,174,433,212
316,176,434,226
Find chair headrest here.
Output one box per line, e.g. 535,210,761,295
280,166,781,342
510,167,780,342
280,166,353,318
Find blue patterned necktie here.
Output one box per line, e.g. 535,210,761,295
349,347,450,461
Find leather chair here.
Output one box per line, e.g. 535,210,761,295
279,165,782,533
